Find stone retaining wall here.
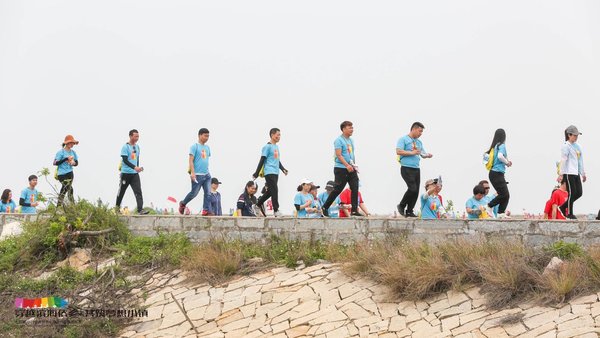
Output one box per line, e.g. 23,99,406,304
3,214,600,247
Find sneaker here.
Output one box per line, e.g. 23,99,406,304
351,211,363,217
178,202,185,215
396,204,406,217
485,205,496,218
497,213,511,219
138,209,150,215
322,208,329,217
257,203,266,217
273,211,283,217
405,211,418,218
567,214,577,220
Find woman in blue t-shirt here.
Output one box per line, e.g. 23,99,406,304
54,135,79,207
0,189,17,213
484,129,512,218
294,179,317,218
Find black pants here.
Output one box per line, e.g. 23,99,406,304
323,167,359,212
257,174,280,212
561,174,582,216
116,173,143,212
57,171,74,206
399,167,420,213
488,170,510,214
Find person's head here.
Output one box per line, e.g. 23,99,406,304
297,179,313,192
409,122,425,138
325,180,335,194
269,128,281,143
424,178,439,193
559,177,568,190
340,121,353,136
62,135,79,149
28,175,38,188
479,180,491,195
129,129,139,144
473,184,486,200
211,177,222,190
564,125,581,142
1,189,11,203
198,128,210,144
310,184,320,197
245,181,257,195
488,128,506,153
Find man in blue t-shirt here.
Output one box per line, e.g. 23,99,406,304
396,122,433,218
322,121,360,217
466,184,490,219
180,128,212,215
115,129,148,214
253,128,288,217
19,175,39,214
318,181,341,218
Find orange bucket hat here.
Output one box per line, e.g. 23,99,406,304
63,135,79,146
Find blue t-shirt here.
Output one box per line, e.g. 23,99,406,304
491,144,507,173
465,197,488,219
482,194,499,217
55,148,79,176
294,192,314,218
0,200,17,213
261,143,281,176
397,135,426,169
334,136,355,169
190,143,211,175
309,196,322,218
20,188,38,214
318,191,340,218
121,143,140,174
420,194,441,219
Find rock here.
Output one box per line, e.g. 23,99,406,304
543,257,564,276
0,221,23,240
57,248,91,271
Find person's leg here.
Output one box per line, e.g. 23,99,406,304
65,172,74,204
200,175,212,212
181,175,202,206
560,174,577,216
487,171,502,208
115,173,132,208
496,174,510,214
568,175,582,216
256,178,272,208
322,168,348,211
267,175,279,212
400,167,420,214
130,173,144,212
348,171,359,213
57,173,70,206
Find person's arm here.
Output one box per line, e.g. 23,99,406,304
121,155,135,169
578,146,586,181
19,198,31,207
396,148,419,157
497,152,509,165
253,156,267,178
551,204,558,219
557,144,568,182
279,162,288,175
419,144,432,158
54,158,69,166
294,204,301,211
216,194,222,216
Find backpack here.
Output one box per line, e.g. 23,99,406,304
484,146,497,171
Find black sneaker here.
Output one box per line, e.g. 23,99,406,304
567,214,577,220
405,211,418,218
322,208,329,217
396,204,405,217
351,211,363,217
139,209,150,215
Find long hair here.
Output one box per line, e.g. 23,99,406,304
243,181,258,204
486,128,506,154
1,189,10,203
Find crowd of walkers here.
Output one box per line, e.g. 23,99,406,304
0,122,595,220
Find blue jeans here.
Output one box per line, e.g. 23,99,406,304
182,174,211,211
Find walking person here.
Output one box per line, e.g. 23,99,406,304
115,129,148,214
179,128,212,215
20,175,39,214
396,122,433,218
558,125,586,219
0,189,17,213
54,135,79,206
484,128,512,218
322,121,360,217
252,128,288,217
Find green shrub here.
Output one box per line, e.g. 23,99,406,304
546,240,584,260
119,232,191,267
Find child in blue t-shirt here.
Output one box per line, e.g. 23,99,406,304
19,175,39,214
0,189,17,213
465,185,490,219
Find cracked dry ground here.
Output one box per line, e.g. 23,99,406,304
120,264,600,338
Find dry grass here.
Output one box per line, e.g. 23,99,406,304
183,244,243,284
537,259,594,304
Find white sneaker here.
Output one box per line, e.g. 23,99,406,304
485,206,496,218
273,211,283,217
497,213,511,219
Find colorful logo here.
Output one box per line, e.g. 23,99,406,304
15,297,68,309
347,144,353,154
201,149,207,159
273,149,279,159
30,194,35,203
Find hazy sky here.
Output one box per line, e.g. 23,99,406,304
1,1,600,216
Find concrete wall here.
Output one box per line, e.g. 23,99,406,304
3,213,600,247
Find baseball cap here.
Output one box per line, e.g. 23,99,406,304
425,179,436,188
211,177,222,184
300,178,313,185
565,125,582,136
325,181,335,189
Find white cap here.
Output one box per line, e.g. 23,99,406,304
300,178,313,185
